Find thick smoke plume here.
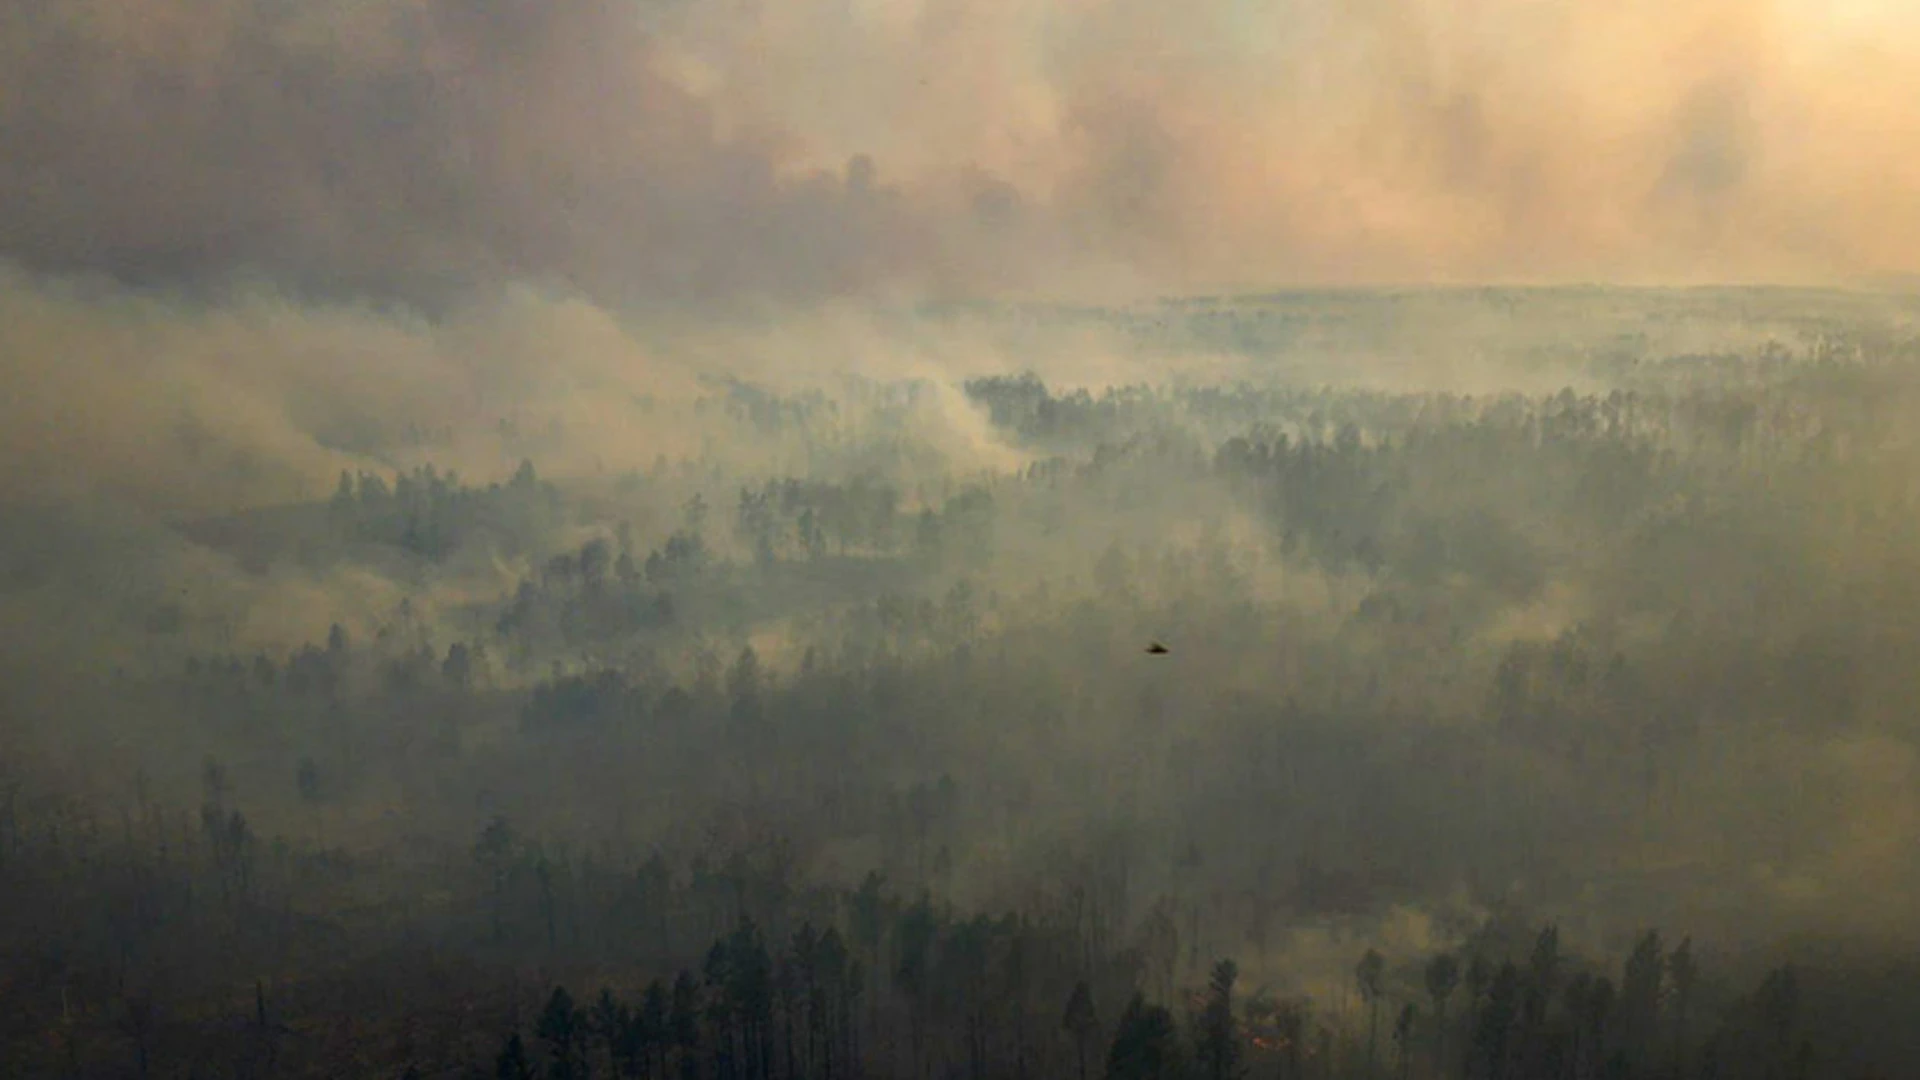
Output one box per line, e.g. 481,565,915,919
4,0,1920,307
7,5,1920,1078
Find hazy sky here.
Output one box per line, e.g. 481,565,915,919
3,0,1919,306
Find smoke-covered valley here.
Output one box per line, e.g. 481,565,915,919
9,0,1920,1077
7,274,1920,1078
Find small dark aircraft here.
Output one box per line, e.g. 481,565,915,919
1145,641,1170,655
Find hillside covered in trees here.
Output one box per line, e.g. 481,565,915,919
4,288,1920,1078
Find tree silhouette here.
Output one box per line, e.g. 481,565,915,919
1273,998,1307,1080
636,979,669,1079
817,925,858,1079
724,918,774,1080
1757,965,1802,1080
704,938,738,1080
1393,1003,1417,1080
1064,979,1099,1080
1472,962,1520,1080
498,1033,535,1080
1198,959,1240,1080
1425,951,1460,1079
444,641,474,689
590,988,627,1080
1356,948,1385,1078
1521,924,1560,1075
1465,953,1491,1020
1621,930,1664,1071
1104,993,1177,1080
474,816,517,944
895,893,938,1077
1670,936,1698,1078
1584,975,1617,1080
671,971,702,1080
538,986,583,1080
120,991,156,1080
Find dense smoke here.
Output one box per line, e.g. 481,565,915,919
7,3,1920,1078
4,1,1920,305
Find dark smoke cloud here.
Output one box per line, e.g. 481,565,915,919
0,1,967,309
3,0,1920,306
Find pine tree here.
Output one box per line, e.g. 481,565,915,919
1198,960,1240,1080
497,1033,535,1080
1064,980,1099,1080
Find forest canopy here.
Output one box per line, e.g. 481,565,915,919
4,283,1920,1077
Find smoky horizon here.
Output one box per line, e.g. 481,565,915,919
5,3,1920,1079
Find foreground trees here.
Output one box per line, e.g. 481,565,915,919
12,318,1920,1077
467,913,1824,1080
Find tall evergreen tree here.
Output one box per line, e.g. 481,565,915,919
1425,952,1460,1080
1104,994,1177,1080
1198,959,1240,1080
538,987,584,1080
498,1033,535,1080
1063,979,1098,1080
1356,948,1386,1079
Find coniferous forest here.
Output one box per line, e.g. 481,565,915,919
6,288,1920,1078
15,0,1920,1075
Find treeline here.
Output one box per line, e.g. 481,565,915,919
493,918,1827,1080
0,770,1840,1080
496,526,678,660
180,617,491,710
18,332,1920,1077
328,459,561,559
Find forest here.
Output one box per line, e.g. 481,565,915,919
4,287,1920,1079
